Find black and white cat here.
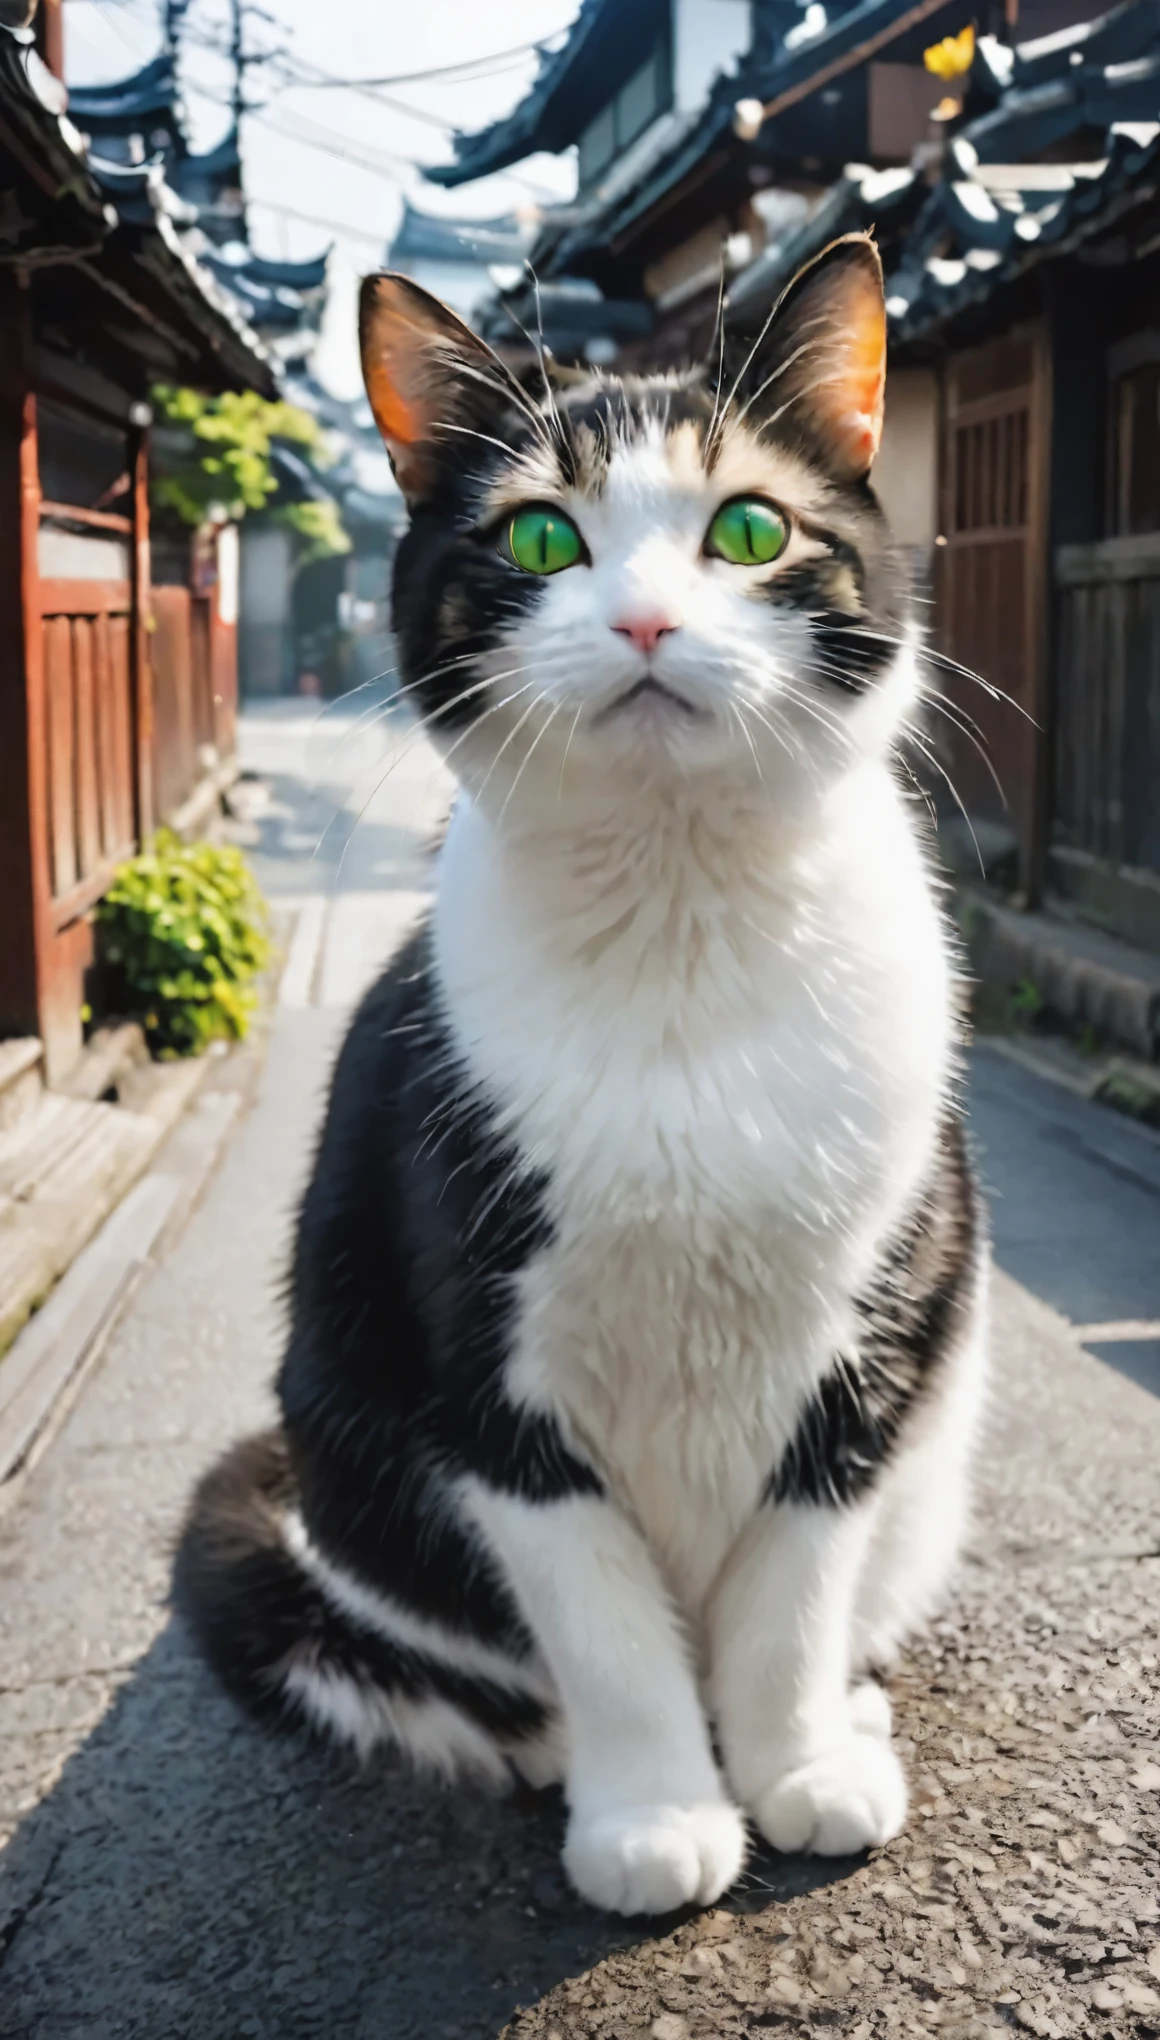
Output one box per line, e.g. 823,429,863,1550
178,235,987,1918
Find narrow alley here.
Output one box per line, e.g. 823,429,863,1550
1,703,1157,2040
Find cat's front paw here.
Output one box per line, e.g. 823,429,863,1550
751,1735,907,1856
564,1801,747,1915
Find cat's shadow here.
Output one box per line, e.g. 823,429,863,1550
0,1619,856,2040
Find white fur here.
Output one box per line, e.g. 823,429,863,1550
460,1486,746,1913
282,1665,511,1785
411,431,984,1907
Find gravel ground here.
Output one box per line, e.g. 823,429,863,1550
1,707,1157,2040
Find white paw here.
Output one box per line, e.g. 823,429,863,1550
564,1801,747,1916
752,1734,907,1856
848,1680,893,1739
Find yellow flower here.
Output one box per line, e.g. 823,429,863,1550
924,24,975,80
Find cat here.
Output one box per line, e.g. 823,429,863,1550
176,233,987,1918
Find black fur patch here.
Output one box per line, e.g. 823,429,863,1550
769,1116,980,1509
391,489,546,734
809,615,898,695
762,510,899,697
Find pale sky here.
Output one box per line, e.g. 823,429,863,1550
64,0,581,393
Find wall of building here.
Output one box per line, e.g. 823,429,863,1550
875,364,938,553
239,523,294,697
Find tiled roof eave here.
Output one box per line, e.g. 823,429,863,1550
535,0,969,276
66,51,179,131
0,30,274,396
889,134,1160,344
423,0,614,188
0,30,109,240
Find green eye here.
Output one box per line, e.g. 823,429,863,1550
705,497,788,566
507,507,583,575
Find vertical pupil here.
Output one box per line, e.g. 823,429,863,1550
744,506,754,559
540,518,550,569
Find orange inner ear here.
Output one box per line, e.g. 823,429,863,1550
831,269,886,469
364,358,419,450
360,284,452,468
361,274,513,500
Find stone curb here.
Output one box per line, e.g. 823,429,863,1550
960,888,1160,1061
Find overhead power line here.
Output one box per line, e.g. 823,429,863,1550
262,27,574,93
245,194,388,246
253,104,417,177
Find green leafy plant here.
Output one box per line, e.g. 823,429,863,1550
149,386,349,562
274,496,351,565
94,831,270,1058
1010,976,1043,1024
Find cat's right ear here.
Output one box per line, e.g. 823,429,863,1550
721,235,886,481
359,273,521,506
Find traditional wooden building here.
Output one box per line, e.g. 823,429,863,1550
430,0,994,367
66,49,330,365
0,13,275,1082
728,0,1160,944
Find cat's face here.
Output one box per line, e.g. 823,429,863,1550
361,237,911,816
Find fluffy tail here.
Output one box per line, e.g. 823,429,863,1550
174,1429,556,1783
174,1430,335,1733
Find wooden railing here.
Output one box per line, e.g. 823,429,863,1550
1054,534,1160,873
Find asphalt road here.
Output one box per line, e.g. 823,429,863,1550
0,704,1157,2040
969,1047,1160,1397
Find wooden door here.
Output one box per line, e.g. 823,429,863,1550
0,341,153,1082
34,525,140,1077
39,547,137,921
1054,535,1160,874
936,327,1051,896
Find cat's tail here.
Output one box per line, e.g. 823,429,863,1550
173,1429,559,1786
174,1429,345,1740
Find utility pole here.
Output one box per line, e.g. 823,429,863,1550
162,0,190,55
230,0,244,134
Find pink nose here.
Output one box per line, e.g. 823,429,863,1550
611,613,678,655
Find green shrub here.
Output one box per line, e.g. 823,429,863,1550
95,831,270,1057
150,386,350,563
1010,976,1043,1024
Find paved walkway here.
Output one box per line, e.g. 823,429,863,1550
0,706,1157,2040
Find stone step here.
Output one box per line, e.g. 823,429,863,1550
0,1038,44,1136
0,1055,216,1362
962,888,1160,1060
57,1021,148,1104
0,1221,55,1358
0,1096,158,1352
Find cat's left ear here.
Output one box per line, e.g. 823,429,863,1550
359,272,524,506
725,234,886,481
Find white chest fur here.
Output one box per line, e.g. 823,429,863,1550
433,764,954,1612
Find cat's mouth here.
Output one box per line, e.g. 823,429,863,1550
594,676,706,726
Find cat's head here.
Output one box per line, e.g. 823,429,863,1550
361,235,911,819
